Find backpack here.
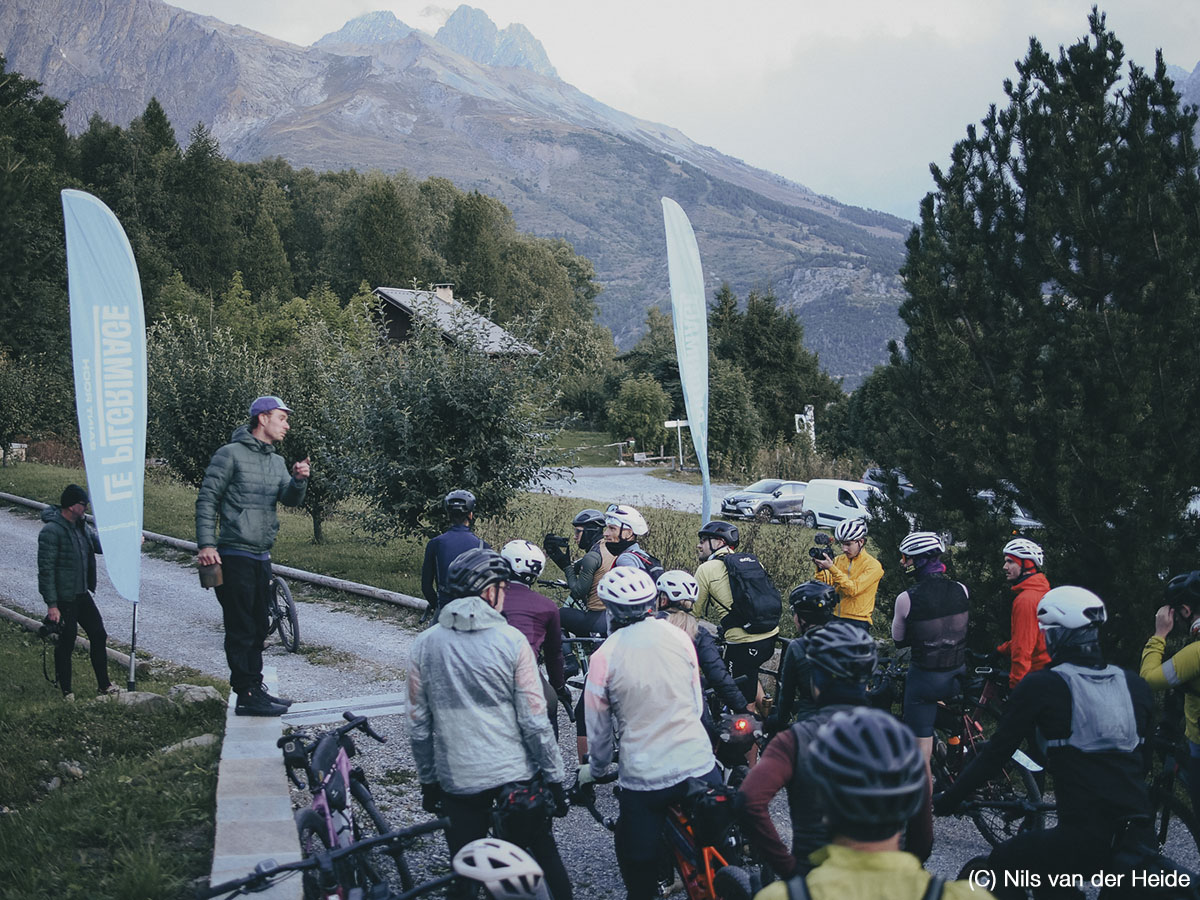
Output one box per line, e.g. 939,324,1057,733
721,552,783,634
627,548,665,584
787,871,943,900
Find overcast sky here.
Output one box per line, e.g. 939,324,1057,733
169,0,1200,220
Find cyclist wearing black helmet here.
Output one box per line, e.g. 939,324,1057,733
547,508,614,639
408,547,572,900
1142,570,1200,819
813,518,883,631
739,622,888,880
421,489,490,619
765,581,839,733
937,587,1154,900
748,708,981,900
695,520,780,707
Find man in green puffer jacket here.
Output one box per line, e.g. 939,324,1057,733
196,395,309,716
38,483,116,699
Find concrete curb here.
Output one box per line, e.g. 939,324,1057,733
0,603,132,668
209,666,301,899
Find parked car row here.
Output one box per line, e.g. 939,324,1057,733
722,468,1046,536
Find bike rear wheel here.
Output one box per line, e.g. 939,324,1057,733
970,760,1048,846
273,576,300,653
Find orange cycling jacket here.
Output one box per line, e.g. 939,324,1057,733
996,571,1052,687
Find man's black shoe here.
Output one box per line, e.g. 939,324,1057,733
257,683,293,707
235,690,288,717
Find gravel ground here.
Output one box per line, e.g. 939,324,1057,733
5,499,1165,898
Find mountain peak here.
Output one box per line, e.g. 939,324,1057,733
435,5,558,79
313,11,413,48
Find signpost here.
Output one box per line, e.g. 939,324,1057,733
665,419,690,468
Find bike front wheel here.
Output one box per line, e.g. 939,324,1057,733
970,760,1049,846
273,576,300,653
1150,785,1200,858
296,808,333,900
350,776,415,890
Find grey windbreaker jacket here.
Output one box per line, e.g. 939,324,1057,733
407,596,564,794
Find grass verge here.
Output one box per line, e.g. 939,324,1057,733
0,617,227,900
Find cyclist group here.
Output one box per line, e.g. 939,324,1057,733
408,488,1200,900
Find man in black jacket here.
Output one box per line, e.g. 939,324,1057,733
38,484,115,699
935,586,1155,898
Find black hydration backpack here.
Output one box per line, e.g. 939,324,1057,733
627,548,665,584
721,552,783,634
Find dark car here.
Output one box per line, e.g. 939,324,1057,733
862,467,916,499
721,479,808,523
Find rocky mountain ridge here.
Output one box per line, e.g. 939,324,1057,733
2,0,912,385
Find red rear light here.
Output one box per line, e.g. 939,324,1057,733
733,717,749,732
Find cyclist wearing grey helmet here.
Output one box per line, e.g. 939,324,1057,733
748,708,982,900
421,490,490,618
766,581,840,732
408,547,572,900
813,518,883,631
548,508,613,639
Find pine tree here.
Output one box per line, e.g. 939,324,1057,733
880,10,1200,656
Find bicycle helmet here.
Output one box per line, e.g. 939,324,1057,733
604,504,649,536
1002,538,1044,568
657,569,700,611
899,531,944,559
572,509,606,529
445,548,511,600
698,520,739,548
805,621,878,683
444,489,477,515
807,708,926,837
1166,571,1200,615
1037,585,1106,662
834,519,868,543
500,540,545,584
788,581,838,625
452,838,544,900
598,566,657,629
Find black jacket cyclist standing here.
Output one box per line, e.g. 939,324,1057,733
766,581,840,732
935,586,1154,899
421,490,489,618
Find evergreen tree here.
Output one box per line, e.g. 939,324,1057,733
881,10,1200,657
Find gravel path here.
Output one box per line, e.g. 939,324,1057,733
0,501,1014,896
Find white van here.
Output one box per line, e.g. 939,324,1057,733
800,479,880,530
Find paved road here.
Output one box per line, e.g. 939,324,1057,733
541,466,743,513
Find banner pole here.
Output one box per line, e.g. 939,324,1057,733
127,603,138,691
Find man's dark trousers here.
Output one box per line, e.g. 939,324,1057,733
214,555,271,694
55,592,111,694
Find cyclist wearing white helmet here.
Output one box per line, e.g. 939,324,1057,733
996,537,1051,687
814,518,884,631
603,504,660,575
581,566,719,900
937,587,1156,900
499,540,570,739
891,531,969,857
656,569,750,727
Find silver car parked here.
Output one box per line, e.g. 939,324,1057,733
721,479,808,523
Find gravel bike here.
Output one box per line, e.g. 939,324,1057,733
201,823,551,900
279,711,412,898
268,572,300,653
930,661,1055,846
1146,707,1200,857
569,774,745,900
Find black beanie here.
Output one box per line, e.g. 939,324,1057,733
60,484,89,508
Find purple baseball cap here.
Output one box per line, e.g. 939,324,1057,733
249,395,293,417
